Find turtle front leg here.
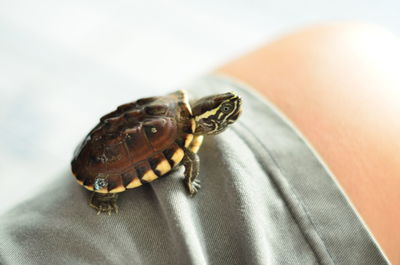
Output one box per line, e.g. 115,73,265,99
182,148,201,196
89,192,119,215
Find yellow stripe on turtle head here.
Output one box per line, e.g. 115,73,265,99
194,107,219,122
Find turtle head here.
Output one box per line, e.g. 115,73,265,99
192,92,242,135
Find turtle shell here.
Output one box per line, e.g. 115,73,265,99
71,90,196,193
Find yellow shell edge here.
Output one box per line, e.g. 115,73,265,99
184,134,194,148
126,177,143,189
171,148,185,166
109,186,126,193
190,135,204,153
156,159,172,175
141,169,158,182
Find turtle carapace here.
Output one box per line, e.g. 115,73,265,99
71,90,242,214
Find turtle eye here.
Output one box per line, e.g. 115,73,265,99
221,103,233,113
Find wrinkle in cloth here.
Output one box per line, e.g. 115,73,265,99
0,75,389,265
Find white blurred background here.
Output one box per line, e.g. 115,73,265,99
1,0,399,214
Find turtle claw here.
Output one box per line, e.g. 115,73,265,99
89,192,119,215
91,202,118,215
188,179,201,196
193,179,201,189
112,203,119,214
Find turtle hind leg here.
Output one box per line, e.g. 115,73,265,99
182,148,201,196
89,192,119,215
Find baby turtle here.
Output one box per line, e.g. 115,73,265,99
71,90,242,214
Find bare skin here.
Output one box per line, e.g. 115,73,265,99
217,22,400,264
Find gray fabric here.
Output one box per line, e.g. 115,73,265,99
0,75,389,265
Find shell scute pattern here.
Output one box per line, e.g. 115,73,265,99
71,91,194,193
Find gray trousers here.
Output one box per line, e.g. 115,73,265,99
0,75,389,265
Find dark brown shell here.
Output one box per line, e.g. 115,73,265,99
71,90,194,193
